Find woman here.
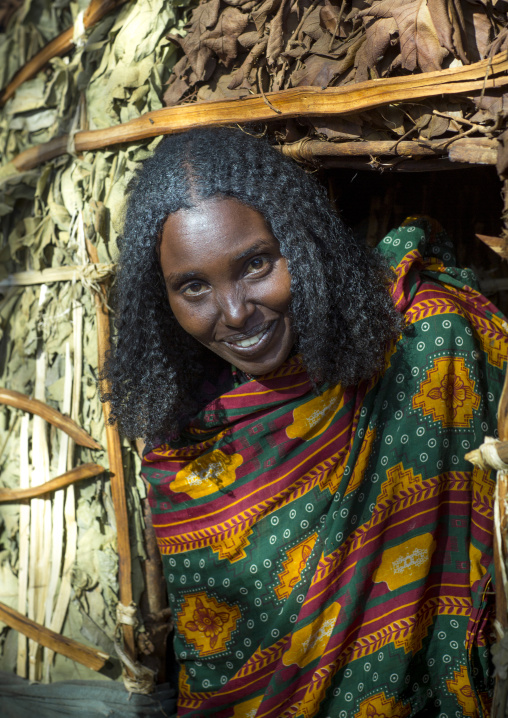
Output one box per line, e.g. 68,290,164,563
106,127,507,717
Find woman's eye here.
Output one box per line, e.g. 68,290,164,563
182,281,207,296
246,257,268,274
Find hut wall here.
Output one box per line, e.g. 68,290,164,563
0,0,189,684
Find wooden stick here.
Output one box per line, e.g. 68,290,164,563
10,52,508,172
86,239,136,662
0,463,105,502
0,0,129,106
0,601,109,671
28,348,51,680
0,388,102,450
280,137,497,164
0,263,115,289
16,414,30,677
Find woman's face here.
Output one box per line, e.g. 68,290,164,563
160,197,294,376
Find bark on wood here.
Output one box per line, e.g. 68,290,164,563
280,137,498,164
0,388,102,450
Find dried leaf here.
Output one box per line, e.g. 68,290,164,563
462,2,492,61
420,112,449,138
228,36,267,89
320,1,340,34
202,7,249,66
303,6,325,42
359,0,449,72
267,0,289,66
310,115,364,140
360,16,397,73
427,0,454,54
238,30,262,49
190,0,222,35
470,92,508,123
253,0,282,33
291,54,342,86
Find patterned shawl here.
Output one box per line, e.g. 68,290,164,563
142,218,507,718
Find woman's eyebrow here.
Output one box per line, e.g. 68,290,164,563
233,240,273,262
164,240,274,286
164,270,200,287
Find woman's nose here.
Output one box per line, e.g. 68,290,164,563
217,286,255,329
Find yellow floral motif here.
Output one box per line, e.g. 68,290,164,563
274,533,318,600
232,695,263,717
412,356,480,428
170,449,243,499
178,591,241,656
372,533,436,591
446,664,478,716
286,385,345,441
354,690,411,718
282,600,340,668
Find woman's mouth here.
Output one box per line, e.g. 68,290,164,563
222,322,276,355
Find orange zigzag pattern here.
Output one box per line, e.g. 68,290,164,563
405,297,463,323
336,595,472,667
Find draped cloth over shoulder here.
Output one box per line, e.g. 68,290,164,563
143,219,508,718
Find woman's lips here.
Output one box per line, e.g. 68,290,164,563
221,321,276,357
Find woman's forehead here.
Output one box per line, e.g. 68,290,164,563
160,197,278,264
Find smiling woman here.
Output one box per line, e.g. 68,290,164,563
160,198,294,377
104,127,507,718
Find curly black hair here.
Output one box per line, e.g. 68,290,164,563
103,126,405,442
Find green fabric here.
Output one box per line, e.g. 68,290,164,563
144,218,507,717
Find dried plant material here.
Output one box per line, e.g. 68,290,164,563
0,0,130,106
202,6,249,65
158,0,508,160
359,0,449,73
267,0,289,66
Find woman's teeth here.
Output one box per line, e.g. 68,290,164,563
232,330,266,348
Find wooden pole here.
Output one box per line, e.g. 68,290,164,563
86,239,137,663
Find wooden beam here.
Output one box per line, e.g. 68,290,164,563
0,463,105,502
9,52,508,172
